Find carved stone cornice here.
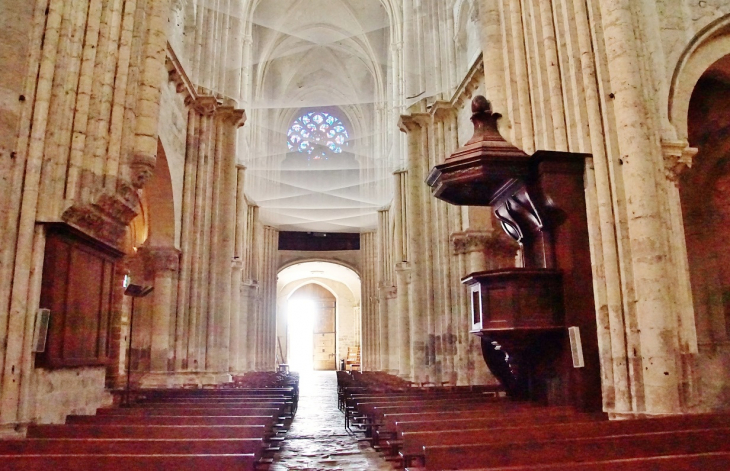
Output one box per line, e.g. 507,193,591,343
451,229,517,259
166,43,197,101
662,139,697,182
61,181,140,250
451,54,484,111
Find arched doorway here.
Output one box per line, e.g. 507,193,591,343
288,284,337,371
276,261,361,373
679,53,730,407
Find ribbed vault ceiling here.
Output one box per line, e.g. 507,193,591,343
243,0,394,233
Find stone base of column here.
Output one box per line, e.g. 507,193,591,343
135,372,233,389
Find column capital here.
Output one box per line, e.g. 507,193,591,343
217,106,247,128
379,284,397,299
662,139,697,182
185,95,219,116
450,229,516,258
139,246,180,275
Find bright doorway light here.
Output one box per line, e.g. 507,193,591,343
288,298,315,372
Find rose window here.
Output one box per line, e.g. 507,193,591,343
287,111,349,159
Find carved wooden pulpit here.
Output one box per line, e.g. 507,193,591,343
427,96,601,411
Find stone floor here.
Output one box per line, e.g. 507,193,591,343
271,371,394,471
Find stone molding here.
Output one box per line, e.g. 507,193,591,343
662,139,698,182
61,182,140,249
166,42,246,122
451,229,517,259
451,53,484,111
166,43,197,102
139,247,181,276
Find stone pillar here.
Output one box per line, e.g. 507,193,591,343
395,262,412,379
598,0,682,414
209,107,245,373
229,258,243,372
240,280,258,372
141,247,180,374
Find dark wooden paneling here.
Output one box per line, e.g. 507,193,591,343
278,231,360,251
38,224,122,368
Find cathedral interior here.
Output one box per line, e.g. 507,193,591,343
2,0,730,468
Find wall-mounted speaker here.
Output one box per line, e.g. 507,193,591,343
568,326,584,368
32,308,51,353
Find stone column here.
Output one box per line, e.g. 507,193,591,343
209,106,245,373
142,247,180,373
229,258,243,372
240,280,258,372
395,262,412,380
598,0,681,414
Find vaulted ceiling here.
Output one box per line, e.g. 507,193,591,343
242,0,395,233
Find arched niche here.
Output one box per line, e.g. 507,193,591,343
670,15,730,142
679,53,730,409
144,140,177,248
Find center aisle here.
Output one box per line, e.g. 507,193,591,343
271,371,393,470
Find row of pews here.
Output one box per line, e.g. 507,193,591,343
340,371,730,470
0,372,299,470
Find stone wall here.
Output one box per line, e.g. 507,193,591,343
30,367,112,425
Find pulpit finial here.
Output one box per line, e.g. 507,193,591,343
466,95,503,146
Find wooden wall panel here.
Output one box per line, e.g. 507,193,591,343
38,224,121,368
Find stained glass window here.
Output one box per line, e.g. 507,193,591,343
287,111,349,159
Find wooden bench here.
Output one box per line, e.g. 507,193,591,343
421,424,730,470
416,415,730,469
27,424,268,439
0,437,264,456
1,453,258,471
364,401,527,438
66,414,280,427
97,407,287,417
350,397,510,430
393,412,606,465
373,406,585,446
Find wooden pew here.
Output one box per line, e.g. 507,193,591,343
393,412,605,465
27,424,268,439
401,413,730,466
374,406,589,446
1,453,257,471
442,452,730,471
421,423,730,470
0,437,264,456
365,401,530,440
66,414,279,427
96,407,286,417
351,397,511,430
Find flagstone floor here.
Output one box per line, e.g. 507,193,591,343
271,371,393,471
